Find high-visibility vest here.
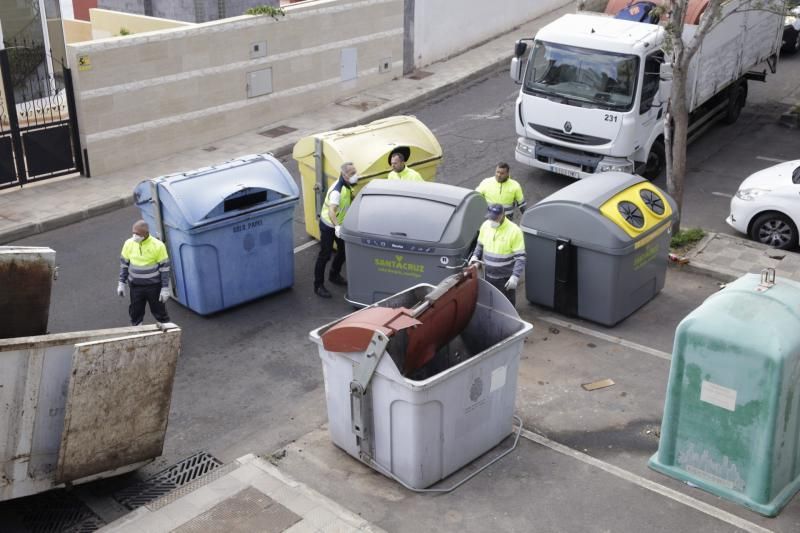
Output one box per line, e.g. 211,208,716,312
120,235,170,287
320,178,353,227
476,177,526,217
476,218,526,280
387,166,424,181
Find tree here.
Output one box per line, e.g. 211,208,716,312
660,0,784,233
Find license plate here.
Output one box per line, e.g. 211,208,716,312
550,165,580,178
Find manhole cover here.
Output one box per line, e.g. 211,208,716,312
259,125,297,138
407,70,433,80
12,491,104,533
113,452,223,510
336,94,389,111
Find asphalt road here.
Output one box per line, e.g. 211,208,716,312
2,47,798,529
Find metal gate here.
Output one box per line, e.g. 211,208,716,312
0,45,83,190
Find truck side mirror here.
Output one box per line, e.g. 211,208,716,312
514,40,528,58
510,57,523,84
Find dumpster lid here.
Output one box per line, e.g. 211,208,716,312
292,116,442,179
342,180,484,244
134,154,299,229
520,172,675,253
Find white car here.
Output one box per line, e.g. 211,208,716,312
727,160,800,250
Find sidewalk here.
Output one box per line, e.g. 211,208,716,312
678,231,800,283
100,454,384,533
0,4,575,245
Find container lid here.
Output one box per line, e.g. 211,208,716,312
341,180,486,246
291,115,442,180
134,154,299,230
520,172,676,253
679,272,800,359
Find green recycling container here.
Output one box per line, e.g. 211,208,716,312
649,270,800,517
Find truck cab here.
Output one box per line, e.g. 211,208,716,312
512,14,666,180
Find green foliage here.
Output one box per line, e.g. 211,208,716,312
118,27,131,36
245,5,286,19
670,228,705,249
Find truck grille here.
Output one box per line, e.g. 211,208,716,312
529,123,610,146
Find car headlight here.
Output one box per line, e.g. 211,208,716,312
735,188,771,201
597,158,634,173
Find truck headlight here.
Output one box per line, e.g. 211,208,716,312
735,188,770,201
516,141,535,155
597,158,634,174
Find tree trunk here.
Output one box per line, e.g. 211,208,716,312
666,64,690,236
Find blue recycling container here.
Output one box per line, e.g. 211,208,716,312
134,154,299,315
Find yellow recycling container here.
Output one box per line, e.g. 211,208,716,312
292,115,443,239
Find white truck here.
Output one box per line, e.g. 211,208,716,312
510,0,786,180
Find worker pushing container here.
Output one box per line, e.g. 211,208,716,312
520,172,676,326
310,266,532,490
134,154,299,315
292,115,443,239
340,180,486,307
650,270,800,517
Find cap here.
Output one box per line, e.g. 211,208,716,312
486,204,504,220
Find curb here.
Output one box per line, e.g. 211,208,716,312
0,194,134,245
0,60,509,245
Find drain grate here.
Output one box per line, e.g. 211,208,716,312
407,70,433,80
113,452,223,510
259,125,297,138
14,491,105,533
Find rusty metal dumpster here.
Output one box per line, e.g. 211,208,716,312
0,246,57,339
0,323,181,501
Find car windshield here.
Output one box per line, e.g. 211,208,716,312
523,41,639,111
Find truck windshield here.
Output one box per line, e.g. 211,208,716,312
524,41,639,111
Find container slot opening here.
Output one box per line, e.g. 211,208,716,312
224,190,267,212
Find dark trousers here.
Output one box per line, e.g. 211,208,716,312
314,222,346,289
129,283,170,325
487,276,516,306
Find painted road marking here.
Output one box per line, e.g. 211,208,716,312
293,240,318,254
711,191,733,198
520,429,773,533
536,315,672,361
756,156,787,163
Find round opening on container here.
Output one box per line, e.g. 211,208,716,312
617,201,645,229
639,189,665,216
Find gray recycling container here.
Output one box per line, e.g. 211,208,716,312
340,180,487,306
310,279,533,489
520,172,676,326
134,154,299,315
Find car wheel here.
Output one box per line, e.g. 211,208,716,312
783,28,800,54
637,139,665,180
749,212,799,250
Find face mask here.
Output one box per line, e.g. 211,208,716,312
132,234,144,243
348,174,359,185
490,221,501,229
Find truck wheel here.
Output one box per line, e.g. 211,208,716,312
638,139,665,180
783,28,800,54
723,84,746,125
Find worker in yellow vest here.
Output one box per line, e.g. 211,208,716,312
475,162,526,221
117,220,171,325
314,162,360,298
387,151,424,181
470,204,526,305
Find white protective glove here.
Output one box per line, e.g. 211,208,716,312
504,275,519,291
468,255,480,265
117,281,126,297
334,225,342,239
159,287,171,303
